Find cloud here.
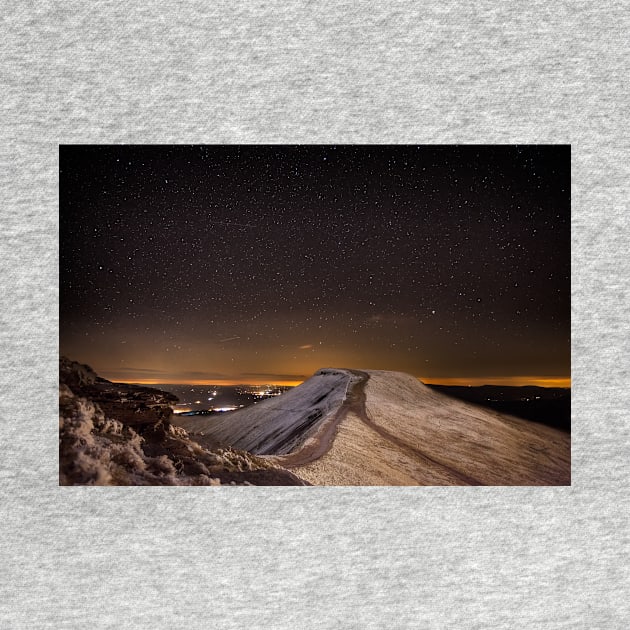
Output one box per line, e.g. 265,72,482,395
109,367,169,376
177,370,229,379
105,367,228,379
240,372,307,380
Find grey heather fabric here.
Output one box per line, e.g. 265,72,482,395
1,1,628,628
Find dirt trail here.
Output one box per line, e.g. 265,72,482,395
345,370,483,485
276,369,484,485
273,371,369,468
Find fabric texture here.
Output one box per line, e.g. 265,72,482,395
1,1,628,627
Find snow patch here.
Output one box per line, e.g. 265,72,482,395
174,368,359,454
59,385,222,485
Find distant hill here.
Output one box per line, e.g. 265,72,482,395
428,385,571,432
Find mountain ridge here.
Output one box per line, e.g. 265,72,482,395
176,367,570,485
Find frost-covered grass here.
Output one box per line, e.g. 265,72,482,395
362,370,570,485
291,370,570,486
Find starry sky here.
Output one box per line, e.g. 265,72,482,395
60,145,570,386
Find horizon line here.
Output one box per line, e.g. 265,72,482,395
107,374,571,388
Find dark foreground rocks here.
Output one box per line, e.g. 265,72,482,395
59,357,309,486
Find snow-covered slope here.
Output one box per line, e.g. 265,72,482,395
173,369,360,454
282,369,570,486
174,367,570,485
364,370,569,484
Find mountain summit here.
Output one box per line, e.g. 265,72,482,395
176,368,570,485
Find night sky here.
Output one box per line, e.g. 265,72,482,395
60,145,570,386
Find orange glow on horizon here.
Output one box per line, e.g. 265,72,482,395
108,377,306,387
103,372,570,389
421,376,571,388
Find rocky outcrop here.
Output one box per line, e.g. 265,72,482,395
59,356,101,389
59,358,308,486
